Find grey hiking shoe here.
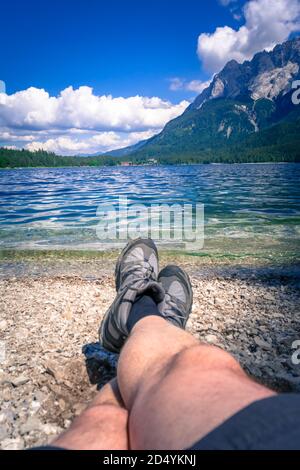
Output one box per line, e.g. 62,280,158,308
158,265,193,329
99,238,165,353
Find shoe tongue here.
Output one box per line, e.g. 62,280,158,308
137,281,165,303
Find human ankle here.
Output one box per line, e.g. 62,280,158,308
126,295,162,332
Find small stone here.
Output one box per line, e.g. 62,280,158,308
20,417,42,435
0,425,8,441
44,361,65,383
1,437,24,450
56,398,66,411
0,320,8,331
225,319,235,326
11,375,30,387
0,410,15,424
189,314,198,320
1,387,12,401
205,334,219,344
31,400,41,412
64,419,71,429
254,336,272,351
40,423,62,436
73,402,86,416
263,292,276,302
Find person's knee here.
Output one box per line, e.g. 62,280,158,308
128,345,247,450
53,403,128,450
172,344,243,375
75,404,128,430
91,404,128,424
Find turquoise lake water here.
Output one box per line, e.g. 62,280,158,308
0,164,299,253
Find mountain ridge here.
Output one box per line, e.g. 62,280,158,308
108,37,300,163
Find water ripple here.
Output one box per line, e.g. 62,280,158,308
0,163,299,248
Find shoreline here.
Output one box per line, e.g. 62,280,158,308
0,240,299,271
1,161,299,170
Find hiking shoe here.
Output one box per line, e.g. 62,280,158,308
99,238,165,353
157,265,193,329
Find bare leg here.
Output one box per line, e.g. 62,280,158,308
118,316,276,450
52,379,128,450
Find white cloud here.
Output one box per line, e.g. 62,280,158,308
0,130,36,142
169,78,185,91
169,77,211,94
0,86,188,132
198,0,300,73
0,86,189,155
3,145,18,150
185,80,212,93
25,130,158,155
26,134,115,155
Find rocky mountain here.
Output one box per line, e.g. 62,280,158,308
191,37,300,109
125,37,300,163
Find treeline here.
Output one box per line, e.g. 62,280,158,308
130,117,300,165
131,146,300,165
0,148,118,168
1,121,300,169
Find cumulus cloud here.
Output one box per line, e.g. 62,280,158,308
0,130,35,142
0,86,188,132
25,130,158,155
0,86,188,155
169,77,211,94
198,0,300,73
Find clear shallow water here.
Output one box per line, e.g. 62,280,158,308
0,164,299,251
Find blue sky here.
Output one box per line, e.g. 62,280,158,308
0,0,299,155
1,0,237,100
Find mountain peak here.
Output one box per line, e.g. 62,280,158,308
191,36,300,110
222,59,241,71
112,37,300,163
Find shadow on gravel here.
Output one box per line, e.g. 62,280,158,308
190,264,300,286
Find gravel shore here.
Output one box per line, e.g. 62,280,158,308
0,258,299,450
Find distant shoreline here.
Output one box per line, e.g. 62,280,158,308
0,161,298,170
1,146,299,169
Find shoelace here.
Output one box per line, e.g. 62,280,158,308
162,292,186,324
121,261,156,288
116,261,158,318
120,261,155,291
